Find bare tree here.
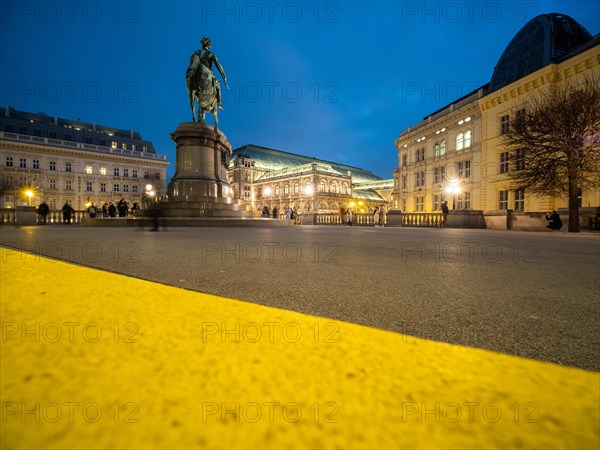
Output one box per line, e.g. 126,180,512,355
504,76,600,232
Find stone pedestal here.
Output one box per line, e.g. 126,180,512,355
15,206,37,225
161,122,251,218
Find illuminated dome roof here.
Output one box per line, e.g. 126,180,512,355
489,13,593,92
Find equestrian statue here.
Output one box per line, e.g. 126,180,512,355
186,36,228,129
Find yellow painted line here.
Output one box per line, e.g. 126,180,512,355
0,248,598,449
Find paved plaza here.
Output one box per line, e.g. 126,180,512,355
1,225,599,371
1,229,599,449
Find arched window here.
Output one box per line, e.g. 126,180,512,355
284,184,289,195
305,181,312,193
440,140,446,155
332,182,338,194
464,130,472,148
456,133,464,151
275,185,280,196
294,182,299,194
342,183,348,195
319,181,326,192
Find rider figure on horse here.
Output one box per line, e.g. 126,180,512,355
186,36,227,110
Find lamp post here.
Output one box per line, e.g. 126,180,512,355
25,190,33,206
305,184,313,211
445,179,461,209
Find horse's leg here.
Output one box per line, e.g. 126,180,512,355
213,106,218,132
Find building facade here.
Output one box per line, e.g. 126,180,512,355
228,144,392,214
0,108,169,210
394,14,600,213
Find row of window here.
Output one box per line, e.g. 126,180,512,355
401,160,472,189
405,190,524,212
5,157,160,179
46,179,141,193
499,109,525,135
402,131,472,166
259,181,350,197
4,125,148,151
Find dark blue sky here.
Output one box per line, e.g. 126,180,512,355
1,1,598,179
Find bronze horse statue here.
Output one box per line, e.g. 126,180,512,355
187,59,219,129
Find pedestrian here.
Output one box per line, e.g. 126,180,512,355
546,210,563,231
62,202,72,224
88,203,97,218
285,207,292,220
373,207,380,227
108,202,117,218
347,208,353,226
340,206,347,225
37,201,49,225
379,204,386,227
117,198,128,217
262,205,269,218
441,201,449,228
272,206,279,219
102,202,108,218
291,207,297,223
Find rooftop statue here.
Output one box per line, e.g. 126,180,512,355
186,36,229,129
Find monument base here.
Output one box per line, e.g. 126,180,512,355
163,121,248,218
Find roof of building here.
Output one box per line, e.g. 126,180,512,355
254,162,349,182
489,13,594,93
352,189,386,202
0,106,157,154
232,144,383,184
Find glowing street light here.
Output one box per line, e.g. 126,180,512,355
445,179,461,209
264,187,271,196
305,185,313,195
25,190,33,206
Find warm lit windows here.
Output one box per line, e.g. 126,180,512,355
86,165,93,174
100,167,107,175
434,140,446,157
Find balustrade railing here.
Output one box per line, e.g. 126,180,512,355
401,212,442,227
0,209,88,224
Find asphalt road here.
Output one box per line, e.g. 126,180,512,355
1,224,599,371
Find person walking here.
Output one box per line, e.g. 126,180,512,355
379,204,386,227
102,202,108,218
262,205,269,218
37,201,49,224
441,201,449,228
108,202,117,218
373,207,380,227
347,208,353,226
272,206,279,219
61,202,73,224
88,203,97,218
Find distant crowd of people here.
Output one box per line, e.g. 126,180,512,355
261,205,300,223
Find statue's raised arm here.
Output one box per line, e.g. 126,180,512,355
186,36,228,129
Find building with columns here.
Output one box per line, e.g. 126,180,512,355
228,144,392,214
393,13,599,214
0,107,169,210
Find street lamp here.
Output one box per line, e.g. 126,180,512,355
25,189,33,206
445,179,461,209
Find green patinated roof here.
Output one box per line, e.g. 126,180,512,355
255,162,345,181
231,144,382,184
352,189,386,202
354,179,394,190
